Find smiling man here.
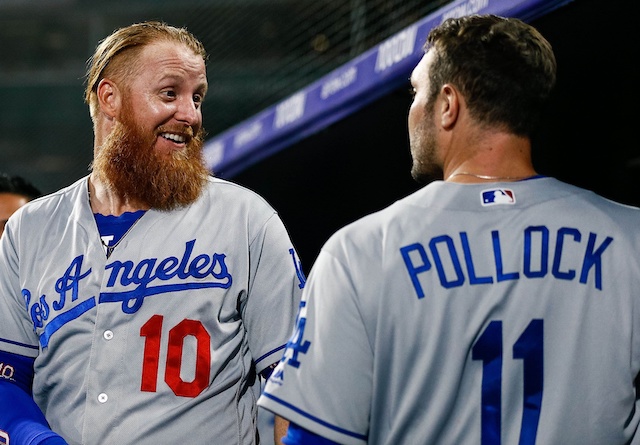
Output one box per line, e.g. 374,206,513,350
0,22,303,444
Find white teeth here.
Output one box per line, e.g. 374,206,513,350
161,133,186,143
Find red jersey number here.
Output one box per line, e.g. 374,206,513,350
140,314,211,397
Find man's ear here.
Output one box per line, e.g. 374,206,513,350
96,78,121,119
439,84,460,130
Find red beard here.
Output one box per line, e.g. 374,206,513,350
92,108,210,211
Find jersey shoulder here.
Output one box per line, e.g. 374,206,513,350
204,176,278,214
8,176,88,232
541,177,640,226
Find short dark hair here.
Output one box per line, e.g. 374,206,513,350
0,173,43,201
425,14,557,138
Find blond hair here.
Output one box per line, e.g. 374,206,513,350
84,21,207,121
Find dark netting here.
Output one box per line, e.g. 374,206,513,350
0,0,450,193
181,0,452,137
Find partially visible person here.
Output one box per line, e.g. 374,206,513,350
258,14,640,444
0,21,303,444
0,173,42,237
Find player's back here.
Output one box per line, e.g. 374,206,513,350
335,176,640,444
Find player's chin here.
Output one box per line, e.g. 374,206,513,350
155,141,189,159
411,165,441,184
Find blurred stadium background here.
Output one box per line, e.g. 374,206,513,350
0,1,636,443
0,0,450,194
0,0,637,273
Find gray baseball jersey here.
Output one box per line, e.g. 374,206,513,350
258,177,640,445
0,175,304,444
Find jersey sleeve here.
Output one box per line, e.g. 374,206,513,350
0,210,65,444
0,221,41,358
258,235,373,445
244,213,305,374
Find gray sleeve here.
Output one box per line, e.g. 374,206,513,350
259,238,372,445
0,220,40,357
244,213,304,374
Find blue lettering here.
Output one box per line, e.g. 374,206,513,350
103,240,231,297
156,256,179,280
429,235,464,288
211,254,230,281
552,227,580,280
284,300,311,368
53,255,91,310
400,243,431,298
399,226,610,298
492,231,519,282
27,292,51,329
460,232,493,285
580,233,613,290
132,258,157,286
24,241,233,345
524,226,549,278
189,254,212,278
289,248,306,289
105,260,133,287
100,240,232,312
119,288,146,314
178,239,197,279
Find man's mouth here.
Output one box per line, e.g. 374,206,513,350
160,132,188,143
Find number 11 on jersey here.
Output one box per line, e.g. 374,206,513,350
472,319,544,445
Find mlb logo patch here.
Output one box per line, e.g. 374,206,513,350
481,188,516,206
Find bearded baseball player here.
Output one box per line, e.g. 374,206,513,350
0,22,304,444
258,14,640,445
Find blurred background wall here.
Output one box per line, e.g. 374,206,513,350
0,0,450,193
1,2,636,443
0,0,637,272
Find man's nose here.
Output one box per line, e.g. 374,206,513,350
175,97,201,127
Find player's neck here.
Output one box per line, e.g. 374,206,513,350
445,170,537,182
444,133,535,183
88,175,150,216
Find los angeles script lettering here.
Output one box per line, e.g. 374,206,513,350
23,239,232,331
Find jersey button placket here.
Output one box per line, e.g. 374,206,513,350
99,333,112,403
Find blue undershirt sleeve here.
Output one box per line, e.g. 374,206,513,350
0,351,67,444
282,422,341,445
